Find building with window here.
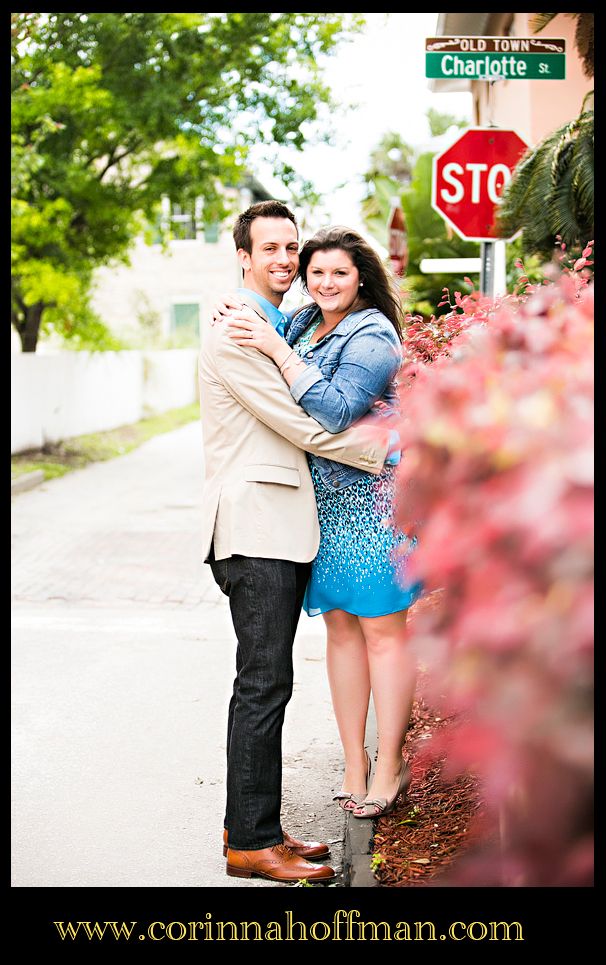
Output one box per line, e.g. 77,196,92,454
90,175,288,348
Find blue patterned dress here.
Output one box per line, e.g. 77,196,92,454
293,320,422,618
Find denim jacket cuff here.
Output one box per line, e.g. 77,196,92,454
289,363,324,402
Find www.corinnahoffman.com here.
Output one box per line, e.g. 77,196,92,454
53,911,524,942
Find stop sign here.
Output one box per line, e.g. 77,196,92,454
432,128,529,241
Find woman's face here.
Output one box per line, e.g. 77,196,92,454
306,248,360,317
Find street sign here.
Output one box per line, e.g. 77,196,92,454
419,258,481,274
387,198,408,276
426,36,566,80
431,127,530,242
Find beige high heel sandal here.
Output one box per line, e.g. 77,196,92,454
352,760,411,819
333,749,372,812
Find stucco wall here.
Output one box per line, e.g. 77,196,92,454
473,13,591,147
11,349,198,454
90,234,240,343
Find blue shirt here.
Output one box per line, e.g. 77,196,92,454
236,288,288,337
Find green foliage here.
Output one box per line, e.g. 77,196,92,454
43,300,127,352
11,12,363,351
504,237,545,290
426,107,467,138
362,153,479,317
364,132,416,187
496,112,594,261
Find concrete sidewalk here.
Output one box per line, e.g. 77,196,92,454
11,422,347,888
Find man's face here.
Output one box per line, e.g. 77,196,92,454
238,217,299,305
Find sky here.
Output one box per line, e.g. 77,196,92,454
249,13,474,232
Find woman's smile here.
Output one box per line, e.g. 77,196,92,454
307,248,360,317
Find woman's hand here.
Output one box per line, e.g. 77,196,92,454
211,294,245,326
226,309,288,363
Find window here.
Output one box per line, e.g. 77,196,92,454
203,221,219,243
168,203,196,241
171,302,200,338
150,196,220,244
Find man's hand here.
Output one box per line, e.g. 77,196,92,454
210,294,245,326
227,308,288,364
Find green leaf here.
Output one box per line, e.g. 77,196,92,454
11,12,363,350
497,112,594,260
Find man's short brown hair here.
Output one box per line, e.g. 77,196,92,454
233,200,298,254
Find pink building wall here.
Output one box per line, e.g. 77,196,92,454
473,13,591,148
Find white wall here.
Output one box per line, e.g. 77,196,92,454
141,350,198,415
11,349,199,454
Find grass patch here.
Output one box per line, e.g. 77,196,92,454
11,403,200,481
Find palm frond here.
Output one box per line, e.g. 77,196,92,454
574,12,594,77
496,112,594,259
550,160,580,243
529,13,558,34
570,125,594,238
531,12,593,77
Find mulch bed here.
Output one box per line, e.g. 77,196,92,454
368,588,487,886
371,698,485,886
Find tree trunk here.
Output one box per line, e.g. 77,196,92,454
18,302,44,353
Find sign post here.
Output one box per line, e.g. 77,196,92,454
431,127,529,296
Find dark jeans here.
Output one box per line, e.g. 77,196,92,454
209,549,311,850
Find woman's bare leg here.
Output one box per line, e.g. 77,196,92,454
359,610,416,802
323,609,371,798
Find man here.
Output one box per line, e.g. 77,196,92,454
198,200,391,882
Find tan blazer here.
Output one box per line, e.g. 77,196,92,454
198,291,389,562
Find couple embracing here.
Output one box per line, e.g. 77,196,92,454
198,200,421,883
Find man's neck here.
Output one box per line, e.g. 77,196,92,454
241,281,282,309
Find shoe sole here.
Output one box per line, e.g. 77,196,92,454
226,864,336,882
223,845,330,859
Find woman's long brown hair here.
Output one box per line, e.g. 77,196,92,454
297,226,404,340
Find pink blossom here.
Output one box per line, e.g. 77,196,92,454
397,266,594,885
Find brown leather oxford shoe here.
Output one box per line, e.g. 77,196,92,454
226,843,335,882
222,827,330,859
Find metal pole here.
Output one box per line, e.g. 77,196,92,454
481,240,507,298
493,240,507,296
480,241,495,297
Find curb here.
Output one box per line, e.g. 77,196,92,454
11,471,45,495
342,701,379,888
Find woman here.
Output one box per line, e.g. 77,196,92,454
224,227,421,819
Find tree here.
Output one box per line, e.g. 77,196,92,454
496,111,593,261
363,131,416,188
426,107,467,138
11,12,363,351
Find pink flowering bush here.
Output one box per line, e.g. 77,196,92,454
396,252,594,885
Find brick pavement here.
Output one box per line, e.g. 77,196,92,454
11,422,347,891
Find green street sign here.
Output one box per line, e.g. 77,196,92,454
426,37,566,80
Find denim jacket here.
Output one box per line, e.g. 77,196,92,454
285,305,401,490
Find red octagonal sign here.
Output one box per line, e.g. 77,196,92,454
432,127,529,242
